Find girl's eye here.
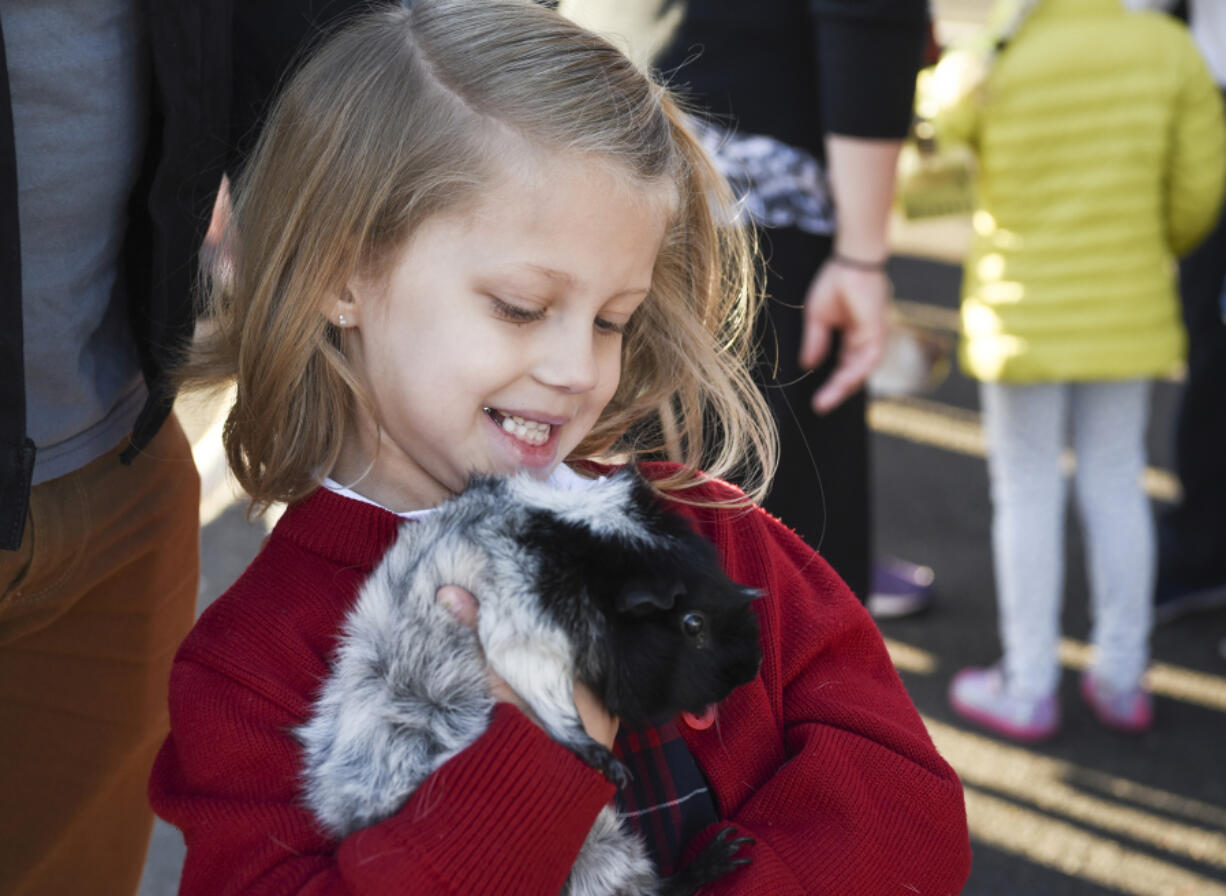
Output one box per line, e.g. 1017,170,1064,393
490,297,545,325
595,317,627,336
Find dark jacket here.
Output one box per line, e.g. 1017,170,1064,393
0,0,368,550
656,0,927,156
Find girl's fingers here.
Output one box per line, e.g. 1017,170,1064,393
437,585,478,625
574,679,620,749
436,585,619,747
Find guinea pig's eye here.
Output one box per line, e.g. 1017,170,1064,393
682,611,706,637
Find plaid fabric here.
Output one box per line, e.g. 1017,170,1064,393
689,116,836,237
613,719,719,876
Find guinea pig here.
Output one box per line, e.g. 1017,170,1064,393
298,465,761,895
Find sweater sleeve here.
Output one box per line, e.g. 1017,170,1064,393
682,504,972,894
809,0,928,138
150,652,616,896
1167,26,1226,256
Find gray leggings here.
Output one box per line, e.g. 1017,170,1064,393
980,380,1153,698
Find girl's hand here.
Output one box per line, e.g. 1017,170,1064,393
572,679,619,750
436,586,620,750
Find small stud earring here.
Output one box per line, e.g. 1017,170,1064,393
337,314,347,326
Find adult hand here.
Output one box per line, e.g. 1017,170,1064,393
436,585,620,749
799,257,890,413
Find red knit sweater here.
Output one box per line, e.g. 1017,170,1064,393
150,463,971,894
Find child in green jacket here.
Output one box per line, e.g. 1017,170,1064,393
927,0,1225,740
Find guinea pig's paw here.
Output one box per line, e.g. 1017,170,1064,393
698,826,754,872
575,743,632,789
661,826,754,895
604,757,632,790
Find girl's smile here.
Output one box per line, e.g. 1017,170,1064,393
483,407,565,469
328,149,671,512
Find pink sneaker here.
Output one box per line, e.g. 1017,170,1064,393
1080,672,1153,733
949,666,1059,742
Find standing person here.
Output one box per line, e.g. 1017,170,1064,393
648,0,934,615
1126,0,1226,626
0,3,363,893
932,0,1226,741
149,3,973,893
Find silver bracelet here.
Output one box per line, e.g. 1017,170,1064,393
831,252,888,273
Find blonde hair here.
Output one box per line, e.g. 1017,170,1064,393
182,0,776,512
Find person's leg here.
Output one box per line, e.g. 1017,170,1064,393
1070,380,1154,730
755,228,871,599
981,381,1068,699
1071,380,1153,690
1157,200,1226,618
0,416,200,895
950,381,1067,740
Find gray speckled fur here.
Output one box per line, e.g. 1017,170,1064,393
297,471,662,895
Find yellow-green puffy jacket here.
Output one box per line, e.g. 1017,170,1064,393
932,0,1226,383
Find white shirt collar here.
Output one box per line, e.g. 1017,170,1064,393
322,463,598,519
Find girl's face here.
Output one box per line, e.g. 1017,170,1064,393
331,153,671,512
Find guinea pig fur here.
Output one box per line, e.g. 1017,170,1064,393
297,466,761,895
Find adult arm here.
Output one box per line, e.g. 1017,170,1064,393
800,136,900,412
800,0,928,411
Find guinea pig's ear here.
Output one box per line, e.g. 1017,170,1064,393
738,586,764,604
615,583,676,616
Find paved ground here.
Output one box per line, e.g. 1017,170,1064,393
140,3,1226,893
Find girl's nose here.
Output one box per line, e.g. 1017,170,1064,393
533,323,600,394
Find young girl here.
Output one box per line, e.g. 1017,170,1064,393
150,2,972,892
928,0,1226,740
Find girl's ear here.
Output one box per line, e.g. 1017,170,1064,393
328,289,360,328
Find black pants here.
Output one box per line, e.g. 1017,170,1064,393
1159,190,1226,585
754,228,870,599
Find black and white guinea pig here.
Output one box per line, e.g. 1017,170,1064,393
298,465,761,895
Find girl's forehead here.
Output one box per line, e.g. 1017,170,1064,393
480,136,679,219
413,149,673,252
379,151,670,300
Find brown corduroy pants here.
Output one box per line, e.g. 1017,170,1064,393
0,416,200,896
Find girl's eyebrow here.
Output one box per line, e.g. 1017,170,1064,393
518,263,651,299
522,263,576,286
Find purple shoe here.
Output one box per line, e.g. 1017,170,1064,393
867,557,935,620
1080,672,1153,733
949,666,1060,742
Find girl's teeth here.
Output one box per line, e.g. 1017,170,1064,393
499,413,551,446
